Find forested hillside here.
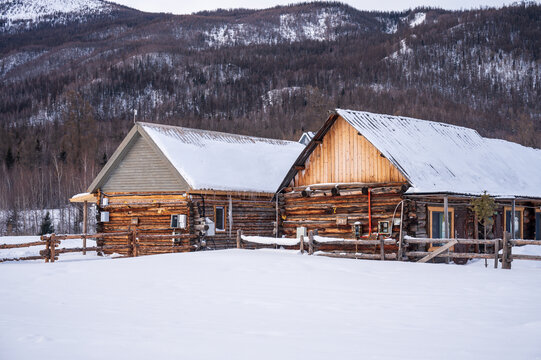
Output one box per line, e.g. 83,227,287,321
1,1,540,233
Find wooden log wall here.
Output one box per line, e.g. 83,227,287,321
190,192,276,250
97,192,192,255
281,183,406,242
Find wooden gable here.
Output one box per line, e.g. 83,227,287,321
293,116,407,187
93,130,191,193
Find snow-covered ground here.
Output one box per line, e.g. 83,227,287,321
1,243,541,359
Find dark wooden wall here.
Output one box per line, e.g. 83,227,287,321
280,183,405,238
191,192,276,249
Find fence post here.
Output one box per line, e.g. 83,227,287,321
44,235,49,263
502,231,512,270
133,229,138,257
300,235,304,254
236,229,242,249
379,235,385,261
397,201,404,261
82,200,87,255
308,230,314,255
50,233,56,263
494,237,500,269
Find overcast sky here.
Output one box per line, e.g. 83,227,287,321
112,0,526,14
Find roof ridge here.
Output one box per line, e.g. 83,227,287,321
137,121,298,145
335,108,481,135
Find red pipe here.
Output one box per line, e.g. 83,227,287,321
368,188,372,236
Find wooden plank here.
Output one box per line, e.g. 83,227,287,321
317,252,397,260
406,251,496,260
417,240,458,263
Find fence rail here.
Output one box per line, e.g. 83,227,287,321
237,230,395,261
1,230,196,263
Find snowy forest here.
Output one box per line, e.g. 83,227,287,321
1,1,540,234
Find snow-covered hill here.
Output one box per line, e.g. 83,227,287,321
0,0,117,32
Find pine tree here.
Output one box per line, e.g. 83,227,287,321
40,211,54,235
470,191,496,241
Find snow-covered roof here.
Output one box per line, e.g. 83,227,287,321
140,123,304,193
336,109,541,198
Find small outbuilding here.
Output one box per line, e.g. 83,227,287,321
72,122,304,254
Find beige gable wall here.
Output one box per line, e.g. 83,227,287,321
294,116,407,186
101,133,190,192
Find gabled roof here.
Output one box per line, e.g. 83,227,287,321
279,109,541,199
89,122,304,194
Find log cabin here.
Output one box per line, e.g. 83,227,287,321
71,122,304,255
277,109,541,252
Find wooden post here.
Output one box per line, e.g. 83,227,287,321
300,235,304,254
50,233,56,263
308,230,314,255
397,201,404,261
228,196,233,239
494,237,500,269
511,199,516,240
502,231,512,270
82,200,88,255
443,196,449,239
236,229,242,249
275,195,279,239
133,229,138,257
474,212,480,253
44,235,49,263
379,235,385,260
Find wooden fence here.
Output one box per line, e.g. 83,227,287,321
1,230,196,263
236,230,541,269
3,229,541,269
402,232,541,269
236,230,398,260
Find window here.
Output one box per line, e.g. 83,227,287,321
504,207,523,239
535,209,541,240
428,206,454,239
214,206,226,232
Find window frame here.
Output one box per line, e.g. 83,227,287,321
428,206,455,239
214,205,227,232
535,209,540,241
503,206,524,239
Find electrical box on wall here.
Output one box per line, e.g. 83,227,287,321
205,218,215,236
170,214,187,229
296,226,307,238
378,220,391,235
100,212,110,222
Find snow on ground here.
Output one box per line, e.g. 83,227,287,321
1,247,541,359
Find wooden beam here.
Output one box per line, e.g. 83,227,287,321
69,193,97,203
295,165,305,170
83,200,88,255
417,240,458,263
